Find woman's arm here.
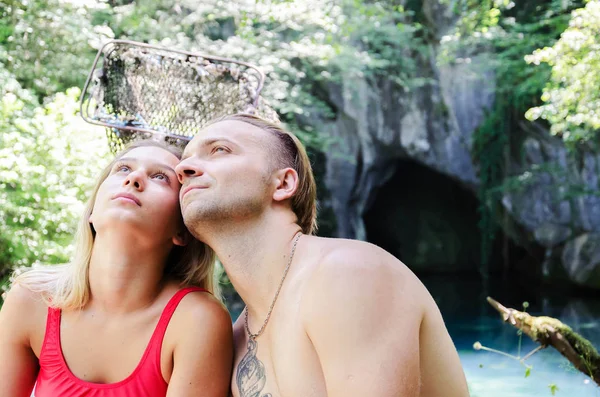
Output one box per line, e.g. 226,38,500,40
166,293,234,397
0,284,40,397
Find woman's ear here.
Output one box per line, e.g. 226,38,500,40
273,167,299,202
172,228,190,247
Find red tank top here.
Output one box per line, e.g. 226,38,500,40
34,287,207,397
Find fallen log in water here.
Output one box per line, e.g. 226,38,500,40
486,297,600,386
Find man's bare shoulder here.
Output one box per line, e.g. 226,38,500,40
296,238,427,395
307,236,410,266
300,236,428,322
303,236,426,296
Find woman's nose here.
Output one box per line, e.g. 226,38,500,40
123,170,145,190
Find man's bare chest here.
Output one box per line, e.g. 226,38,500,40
231,329,326,397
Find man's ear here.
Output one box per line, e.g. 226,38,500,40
273,167,299,202
172,228,191,247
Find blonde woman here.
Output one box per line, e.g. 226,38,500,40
0,140,233,397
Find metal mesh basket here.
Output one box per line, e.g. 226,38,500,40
80,40,277,152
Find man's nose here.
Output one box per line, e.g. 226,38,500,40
123,170,145,191
175,158,203,184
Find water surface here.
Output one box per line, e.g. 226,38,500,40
422,275,600,397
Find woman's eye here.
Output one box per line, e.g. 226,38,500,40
153,172,169,182
213,146,227,153
116,165,130,172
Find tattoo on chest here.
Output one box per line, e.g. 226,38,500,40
236,338,272,397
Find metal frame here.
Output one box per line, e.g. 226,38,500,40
79,39,266,141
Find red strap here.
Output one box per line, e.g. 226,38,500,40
150,287,209,363
41,306,61,358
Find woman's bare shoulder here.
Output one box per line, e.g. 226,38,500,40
0,283,48,347
175,289,232,328
2,283,48,314
159,283,232,337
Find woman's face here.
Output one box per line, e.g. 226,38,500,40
90,146,184,246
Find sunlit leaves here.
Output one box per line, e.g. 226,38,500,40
0,76,109,274
525,1,600,145
0,0,109,98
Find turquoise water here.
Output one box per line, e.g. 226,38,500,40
422,276,600,397
454,312,599,396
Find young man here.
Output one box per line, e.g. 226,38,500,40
176,113,470,397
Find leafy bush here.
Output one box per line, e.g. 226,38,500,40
526,0,600,146
0,77,109,290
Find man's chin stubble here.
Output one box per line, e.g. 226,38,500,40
183,200,264,232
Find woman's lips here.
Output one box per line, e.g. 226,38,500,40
112,192,142,206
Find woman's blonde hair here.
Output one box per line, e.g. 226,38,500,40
15,139,220,310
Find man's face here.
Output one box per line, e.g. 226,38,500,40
176,120,275,233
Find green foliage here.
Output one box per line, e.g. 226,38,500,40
450,0,507,35
0,274,8,308
0,73,109,286
526,1,600,146
0,0,106,98
336,1,429,90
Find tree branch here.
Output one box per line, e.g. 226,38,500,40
487,296,600,386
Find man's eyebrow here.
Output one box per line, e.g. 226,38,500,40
182,137,238,158
116,157,177,175
200,137,237,147
181,137,239,160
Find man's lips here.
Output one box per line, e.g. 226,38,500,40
112,192,141,206
181,185,207,199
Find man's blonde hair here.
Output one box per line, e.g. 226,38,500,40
15,139,219,310
214,113,318,235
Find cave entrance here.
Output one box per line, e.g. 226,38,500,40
364,159,492,274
